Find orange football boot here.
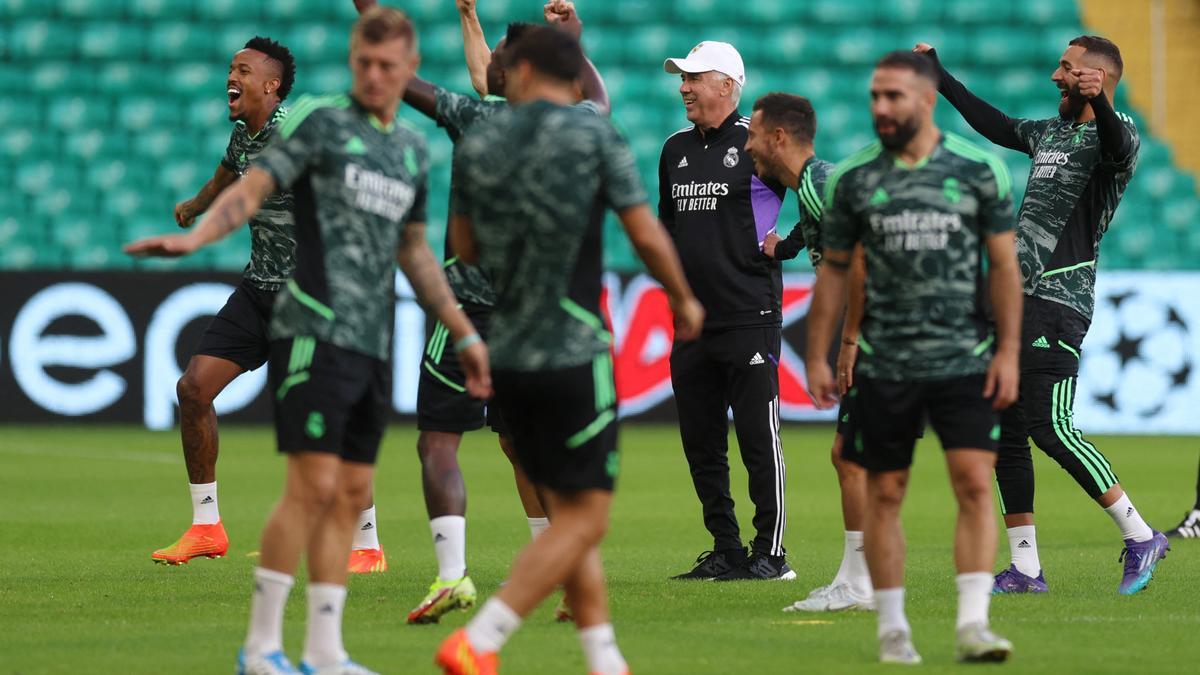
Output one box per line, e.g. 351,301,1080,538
435,629,499,675
151,521,229,565
347,547,388,574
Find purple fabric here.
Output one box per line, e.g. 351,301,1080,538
750,175,783,248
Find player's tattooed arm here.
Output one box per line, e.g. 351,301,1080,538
913,43,1025,153
174,164,238,228
807,248,851,409
617,204,704,341
457,0,491,98
984,230,1022,410
835,244,866,395
545,1,611,115
124,168,276,257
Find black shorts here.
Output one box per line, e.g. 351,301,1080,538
194,278,277,371
268,337,390,465
841,373,999,472
416,303,507,434
492,357,619,493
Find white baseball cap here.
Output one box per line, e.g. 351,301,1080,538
664,41,746,87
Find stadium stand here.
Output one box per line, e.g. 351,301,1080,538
2,0,1197,272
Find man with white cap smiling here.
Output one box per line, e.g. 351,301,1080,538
660,41,792,581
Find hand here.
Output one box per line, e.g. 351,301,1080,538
353,0,378,13
836,341,858,396
455,0,476,14
457,340,493,399
806,360,838,410
983,348,1019,410
174,200,197,228
1071,67,1105,99
670,295,705,342
762,232,781,259
123,233,200,258
544,1,582,40
913,42,934,54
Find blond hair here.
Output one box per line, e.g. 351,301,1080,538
351,6,418,52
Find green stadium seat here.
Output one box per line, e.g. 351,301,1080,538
117,98,182,132
810,1,876,25
34,187,97,220
736,4,808,25
945,0,1012,25
195,0,258,22
876,0,945,25
288,23,349,63
57,0,126,18
1014,0,1082,28
673,0,725,25
47,97,110,133
79,23,145,60
169,62,226,98
10,22,77,59
1,0,56,18
1163,198,1200,235
214,24,263,62
0,97,38,130
832,29,881,67
151,22,211,62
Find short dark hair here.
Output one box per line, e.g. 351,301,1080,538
753,93,817,145
505,26,583,83
243,36,296,101
1069,35,1123,78
505,21,538,47
874,50,938,84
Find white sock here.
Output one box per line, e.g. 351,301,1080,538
244,567,294,656
834,531,871,592
190,482,220,525
302,583,348,668
1105,493,1154,542
578,624,627,675
527,517,550,539
955,572,993,630
352,505,380,550
1006,525,1042,577
430,515,467,580
874,587,910,638
465,597,522,653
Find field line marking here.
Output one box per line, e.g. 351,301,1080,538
0,445,180,465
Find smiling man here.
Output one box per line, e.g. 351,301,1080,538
659,41,791,582
916,36,1169,597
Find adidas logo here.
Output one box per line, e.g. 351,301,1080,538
1126,506,1134,518
677,156,689,168
1031,335,1051,349
238,152,247,164
361,522,374,531
869,187,889,205
319,604,335,614
199,496,214,504
434,533,447,543
855,546,864,552
1017,539,1031,549
344,135,367,155
749,352,765,366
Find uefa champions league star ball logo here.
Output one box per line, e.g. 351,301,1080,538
724,147,739,168
1091,291,1192,418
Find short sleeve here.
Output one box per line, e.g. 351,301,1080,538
598,123,648,212
220,126,242,173
820,170,860,253
978,159,1016,236
253,102,327,191
435,86,491,141
1012,118,1052,158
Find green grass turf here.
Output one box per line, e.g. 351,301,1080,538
1,424,1198,673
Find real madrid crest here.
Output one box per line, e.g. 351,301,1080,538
723,146,739,168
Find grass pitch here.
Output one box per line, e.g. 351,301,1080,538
1,424,1198,673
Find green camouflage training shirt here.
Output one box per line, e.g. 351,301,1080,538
773,156,835,267
1012,115,1139,320
221,104,296,291
452,100,646,371
254,93,429,361
822,133,1015,381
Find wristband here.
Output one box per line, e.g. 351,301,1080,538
454,333,482,353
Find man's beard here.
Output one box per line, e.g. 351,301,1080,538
875,116,921,151
1059,89,1087,120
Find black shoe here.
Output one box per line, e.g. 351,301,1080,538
712,552,797,581
670,547,748,580
1165,509,1200,538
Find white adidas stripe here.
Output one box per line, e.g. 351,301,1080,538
768,396,787,557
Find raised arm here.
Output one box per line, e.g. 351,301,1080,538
457,0,491,98
617,204,704,340
174,163,238,228
914,43,1026,153
403,76,439,120
983,230,1022,409
127,168,276,257
545,1,610,115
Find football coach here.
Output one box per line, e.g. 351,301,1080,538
660,41,792,581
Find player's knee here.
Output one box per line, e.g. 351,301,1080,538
416,433,456,465
1027,424,1062,458
870,475,907,510
176,371,208,407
